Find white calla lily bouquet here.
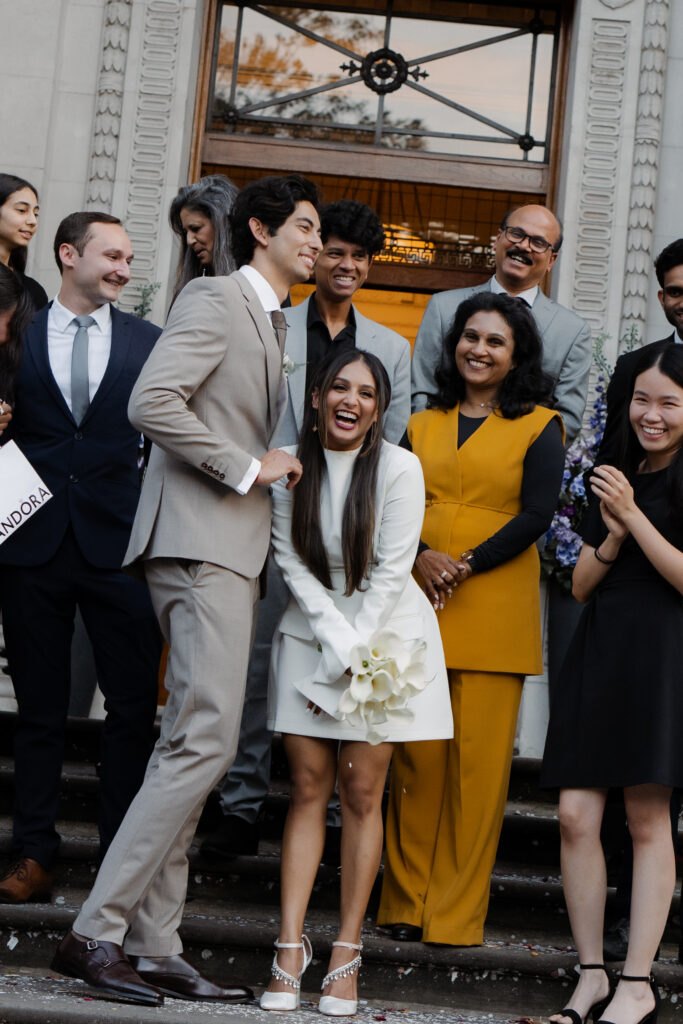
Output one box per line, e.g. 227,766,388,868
337,627,429,745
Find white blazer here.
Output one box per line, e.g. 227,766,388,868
268,442,452,739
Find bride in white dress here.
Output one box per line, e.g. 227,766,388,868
260,349,452,1016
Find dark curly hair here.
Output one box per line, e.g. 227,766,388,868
431,291,554,418
320,200,385,257
229,174,319,268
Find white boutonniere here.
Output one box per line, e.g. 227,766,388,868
282,354,297,378
337,628,429,745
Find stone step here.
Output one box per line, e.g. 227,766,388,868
1,888,683,1017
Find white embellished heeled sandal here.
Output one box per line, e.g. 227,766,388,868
260,934,312,1011
319,939,362,1017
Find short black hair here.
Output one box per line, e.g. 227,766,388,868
229,174,319,268
432,291,554,418
654,238,683,287
501,205,563,253
53,211,123,273
320,200,385,257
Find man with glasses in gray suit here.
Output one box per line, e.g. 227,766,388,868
411,204,591,443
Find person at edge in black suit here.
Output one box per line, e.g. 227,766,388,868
593,237,683,962
0,211,162,903
0,174,48,312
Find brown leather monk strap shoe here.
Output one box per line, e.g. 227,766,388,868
51,931,163,1006
128,953,255,1002
0,857,52,903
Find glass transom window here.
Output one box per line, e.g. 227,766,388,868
209,1,561,163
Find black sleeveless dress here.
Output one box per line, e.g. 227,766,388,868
541,468,683,789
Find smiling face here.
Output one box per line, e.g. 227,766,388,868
658,264,683,338
314,235,371,303
179,206,215,266
59,221,133,313
253,200,322,295
630,365,683,469
0,187,39,262
494,205,560,294
313,357,379,452
455,310,516,401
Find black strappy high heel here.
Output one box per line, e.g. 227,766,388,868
553,963,613,1024
597,974,659,1024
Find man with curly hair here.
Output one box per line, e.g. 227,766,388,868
201,199,411,861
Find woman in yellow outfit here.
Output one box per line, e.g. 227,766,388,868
378,291,565,946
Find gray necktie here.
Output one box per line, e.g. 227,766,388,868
71,315,95,424
271,309,287,353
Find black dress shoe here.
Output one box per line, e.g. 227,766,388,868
128,953,255,1002
51,931,163,1006
391,923,423,942
200,815,260,860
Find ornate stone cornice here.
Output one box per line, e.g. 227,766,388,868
86,1,133,211
620,0,670,345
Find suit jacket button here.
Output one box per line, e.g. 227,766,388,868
219,473,225,481
74,431,83,440
317,643,322,652
69,474,78,483
201,462,208,470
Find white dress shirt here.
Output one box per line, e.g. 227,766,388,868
491,276,539,308
48,297,112,412
235,264,283,494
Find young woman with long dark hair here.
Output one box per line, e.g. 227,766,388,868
168,174,238,305
0,174,47,312
0,264,33,432
541,344,683,1024
260,348,452,1016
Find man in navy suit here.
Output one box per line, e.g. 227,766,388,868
0,212,162,902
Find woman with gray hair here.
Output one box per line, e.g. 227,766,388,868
168,174,239,305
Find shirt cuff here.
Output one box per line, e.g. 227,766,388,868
236,457,261,495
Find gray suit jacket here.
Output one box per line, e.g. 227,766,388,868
124,271,284,578
410,278,592,442
277,295,411,446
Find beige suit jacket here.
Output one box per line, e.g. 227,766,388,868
124,271,284,579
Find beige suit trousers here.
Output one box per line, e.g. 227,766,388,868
74,557,259,954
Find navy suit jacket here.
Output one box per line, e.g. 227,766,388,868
0,304,160,568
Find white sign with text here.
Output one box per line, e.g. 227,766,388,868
0,441,52,545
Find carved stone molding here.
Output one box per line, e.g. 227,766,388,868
118,0,184,312
620,0,670,345
599,0,635,9
571,19,629,334
86,1,133,211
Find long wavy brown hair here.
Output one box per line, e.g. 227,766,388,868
292,349,391,596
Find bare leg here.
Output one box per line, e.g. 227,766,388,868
322,740,394,1003
550,787,610,1024
600,784,674,1024
265,734,337,995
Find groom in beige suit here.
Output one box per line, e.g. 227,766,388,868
52,175,322,1006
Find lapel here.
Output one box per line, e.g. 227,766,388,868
233,270,282,430
284,298,309,433
530,290,556,341
23,306,75,423
354,307,376,347
81,305,132,425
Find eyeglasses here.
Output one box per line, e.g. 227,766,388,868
502,225,556,255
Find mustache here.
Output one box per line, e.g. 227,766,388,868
506,247,533,265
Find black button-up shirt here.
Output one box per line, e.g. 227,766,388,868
305,293,357,393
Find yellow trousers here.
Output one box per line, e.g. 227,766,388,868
378,669,523,945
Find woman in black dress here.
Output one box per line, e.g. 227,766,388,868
542,344,683,1024
0,174,47,311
